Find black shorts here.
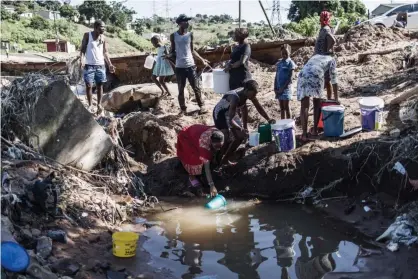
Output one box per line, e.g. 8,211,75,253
213,109,229,130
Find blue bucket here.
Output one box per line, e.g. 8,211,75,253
322,105,345,137
205,195,227,210
1,241,30,272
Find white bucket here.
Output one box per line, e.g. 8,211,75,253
271,119,296,152
358,97,384,130
144,55,155,70
213,69,230,94
249,132,260,147
201,73,213,89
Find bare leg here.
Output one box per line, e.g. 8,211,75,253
300,97,310,139
325,80,332,100
279,100,285,119
283,100,292,119
220,129,245,166
312,98,321,135
152,75,164,94
86,83,93,107
96,83,103,114
159,76,172,96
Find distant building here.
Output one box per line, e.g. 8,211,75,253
3,5,15,13
35,10,60,20
20,12,33,18
43,39,75,53
371,3,405,17
1,40,10,51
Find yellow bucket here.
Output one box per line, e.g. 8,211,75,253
112,232,139,258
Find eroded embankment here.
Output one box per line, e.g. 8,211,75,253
144,132,418,205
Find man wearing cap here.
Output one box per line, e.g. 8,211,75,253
167,14,210,114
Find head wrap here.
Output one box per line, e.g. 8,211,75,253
211,130,224,143
320,11,331,26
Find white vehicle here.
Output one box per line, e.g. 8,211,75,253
367,3,418,29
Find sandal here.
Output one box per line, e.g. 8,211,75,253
189,178,201,188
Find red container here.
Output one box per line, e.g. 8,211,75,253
318,100,339,129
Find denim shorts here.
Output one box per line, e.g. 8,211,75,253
83,65,107,85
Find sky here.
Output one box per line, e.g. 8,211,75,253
70,0,418,23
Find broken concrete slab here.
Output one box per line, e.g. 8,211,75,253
27,80,113,170
101,83,188,112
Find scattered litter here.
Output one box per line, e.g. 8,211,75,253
389,128,401,138
81,212,88,218
134,217,147,224
363,206,371,212
376,214,418,250
5,146,23,160
393,162,407,175
339,127,362,138
300,187,313,198
387,242,399,252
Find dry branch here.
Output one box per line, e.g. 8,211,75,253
390,85,418,105
358,47,403,63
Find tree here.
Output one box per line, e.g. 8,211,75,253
15,4,28,15
59,4,78,20
29,15,50,29
1,6,12,20
36,0,61,11
132,18,146,35
78,0,112,22
288,0,366,22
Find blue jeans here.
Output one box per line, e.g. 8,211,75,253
83,65,107,85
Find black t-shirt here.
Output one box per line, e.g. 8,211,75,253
229,43,252,89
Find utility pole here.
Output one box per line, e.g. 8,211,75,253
271,0,282,26
53,11,59,52
239,0,242,28
258,0,276,36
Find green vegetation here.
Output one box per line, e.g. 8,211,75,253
285,0,367,36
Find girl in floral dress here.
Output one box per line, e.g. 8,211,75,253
151,35,174,97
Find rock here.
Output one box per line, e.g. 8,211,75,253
47,230,67,243
31,228,42,237
86,234,100,244
101,83,188,112
27,263,59,279
85,259,101,271
21,228,33,239
74,270,91,279
36,236,52,258
107,270,126,279
1,215,17,243
61,277,74,279
19,80,113,171
51,258,80,276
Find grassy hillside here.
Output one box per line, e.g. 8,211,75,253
0,18,153,54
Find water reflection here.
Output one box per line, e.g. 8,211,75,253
143,203,359,279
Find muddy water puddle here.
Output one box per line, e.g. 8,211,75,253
139,201,365,279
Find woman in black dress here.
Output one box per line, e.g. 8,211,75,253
224,28,252,90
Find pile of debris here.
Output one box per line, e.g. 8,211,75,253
337,23,407,54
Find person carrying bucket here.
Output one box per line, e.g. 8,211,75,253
296,54,339,142
150,35,174,98
165,14,210,115
274,44,296,120
224,28,252,90
176,124,224,197
213,80,275,167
